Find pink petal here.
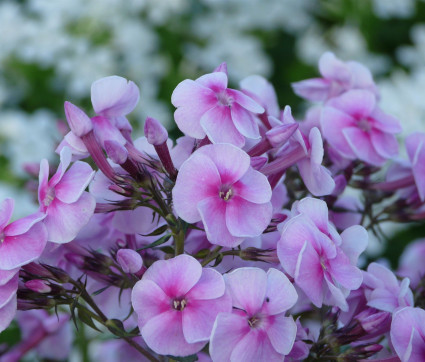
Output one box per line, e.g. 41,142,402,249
197,197,243,247
227,88,264,114
370,130,399,159
182,293,232,343
0,222,47,270
0,274,18,308
141,310,206,356
343,127,386,166
319,52,351,83
63,131,89,157
295,198,329,234
406,133,425,201
291,78,332,102
231,329,283,362
327,89,376,120
0,198,14,230
226,197,272,238
38,159,50,208
240,75,279,117
92,116,127,146
340,225,368,265
230,103,260,139
5,212,46,237
328,249,363,290
131,279,170,326
266,315,297,355
91,76,140,117
172,152,221,223
225,267,267,315
112,206,163,235
0,269,19,285
262,269,298,315
185,268,226,300
209,313,250,362
232,168,272,204
370,108,402,134
44,193,95,243
49,147,72,188
321,106,356,158
298,160,335,196
0,295,17,333
324,275,349,311
172,80,217,139
55,162,95,204
294,241,324,308
200,105,245,147
142,255,202,298
196,72,228,93
196,143,250,185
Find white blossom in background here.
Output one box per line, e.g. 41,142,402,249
372,0,416,19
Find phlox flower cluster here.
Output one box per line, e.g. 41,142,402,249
1,53,425,362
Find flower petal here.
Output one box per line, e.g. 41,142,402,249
227,88,264,114
0,295,17,333
0,199,14,230
186,268,226,300
327,89,376,119
266,315,297,355
196,72,228,93
230,103,260,139
233,168,272,204
262,269,298,315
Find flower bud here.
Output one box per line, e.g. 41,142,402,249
116,249,143,273
25,280,52,293
266,122,298,148
64,101,93,137
104,139,128,164
144,117,168,146
214,62,228,75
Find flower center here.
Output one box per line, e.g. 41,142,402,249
0,232,5,244
358,119,372,132
217,91,233,107
43,187,56,207
219,185,233,201
172,298,187,311
247,315,262,329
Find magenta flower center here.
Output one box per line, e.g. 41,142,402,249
219,185,234,201
172,297,187,311
358,118,372,132
217,91,233,107
0,232,5,243
43,187,56,207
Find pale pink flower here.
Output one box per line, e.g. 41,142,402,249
277,197,368,311
0,199,47,270
391,307,425,362
321,89,401,166
171,70,264,147
38,147,96,243
292,52,378,102
173,143,272,247
0,269,19,333
131,255,232,357
210,267,298,361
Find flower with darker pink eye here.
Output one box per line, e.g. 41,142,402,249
172,143,272,247
171,69,264,147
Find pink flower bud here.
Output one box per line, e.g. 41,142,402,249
25,280,52,293
214,62,228,75
116,249,143,274
144,117,168,146
266,122,298,148
64,102,93,137
104,140,128,164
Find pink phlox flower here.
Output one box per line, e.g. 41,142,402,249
405,132,425,202
209,267,298,362
277,197,368,311
173,143,273,247
171,69,265,147
0,198,47,270
292,52,378,102
362,262,414,313
131,255,232,357
321,89,402,166
38,147,96,243
286,318,311,361
0,269,19,333
391,307,425,362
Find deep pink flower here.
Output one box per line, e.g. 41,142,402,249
173,143,272,247
38,147,96,243
171,70,264,147
210,267,298,361
277,197,367,311
292,52,378,102
321,89,401,166
0,199,47,270
131,255,232,356
391,307,425,362
0,269,19,333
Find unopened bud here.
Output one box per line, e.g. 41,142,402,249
64,101,93,137
105,140,128,164
144,117,168,146
116,249,143,273
266,122,298,148
25,280,52,293
214,62,228,75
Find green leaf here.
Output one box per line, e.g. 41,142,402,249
193,248,211,259
137,234,172,251
141,224,169,237
166,354,198,362
159,246,175,254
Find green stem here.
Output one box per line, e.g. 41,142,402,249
201,246,223,266
174,229,185,256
